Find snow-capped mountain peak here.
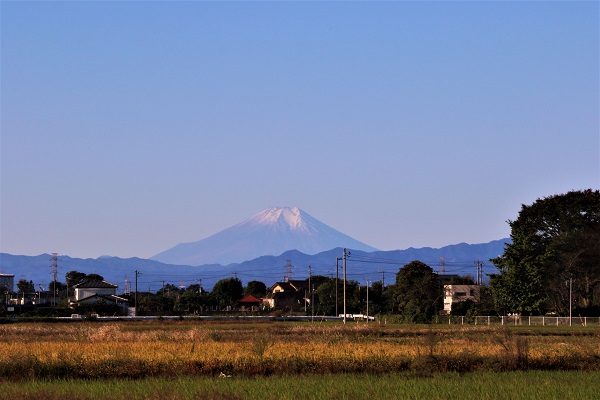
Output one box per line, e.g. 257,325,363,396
248,206,311,231
151,206,378,266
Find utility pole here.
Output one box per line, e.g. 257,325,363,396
51,253,58,306
569,277,573,327
378,270,385,290
134,270,140,316
343,248,347,324
365,280,370,324
308,265,311,316
304,288,307,313
311,284,315,323
474,261,484,285
336,257,342,316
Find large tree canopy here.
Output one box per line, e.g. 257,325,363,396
244,280,267,298
390,260,441,323
17,279,34,294
489,189,600,315
314,278,361,316
65,271,87,288
210,277,244,308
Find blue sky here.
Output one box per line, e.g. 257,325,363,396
1,1,598,259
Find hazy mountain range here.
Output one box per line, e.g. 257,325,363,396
152,206,378,265
0,206,509,291
0,240,508,292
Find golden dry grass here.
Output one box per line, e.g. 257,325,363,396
0,321,598,380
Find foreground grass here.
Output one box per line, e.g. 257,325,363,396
1,371,599,400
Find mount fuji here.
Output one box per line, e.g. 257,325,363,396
151,206,378,266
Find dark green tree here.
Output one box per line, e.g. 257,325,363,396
365,280,386,315
174,290,207,314
311,278,361,315
186,284,205,294
85,273,105,282
315,278,337,315
156,283,182,298
489,189,600,315
17,279,34,294
244,280,267,298
65,271,88,288
390,260,441,323
210,277,244,309
543,229,600,316
345,280,362,314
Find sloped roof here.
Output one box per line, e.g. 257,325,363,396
73,280,117,289
75,293,128,303
269,282,293,292
289,280,309,291
237,294,262,304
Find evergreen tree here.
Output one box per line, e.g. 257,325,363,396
489,189,600,315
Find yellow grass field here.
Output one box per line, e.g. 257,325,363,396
0,321,598,380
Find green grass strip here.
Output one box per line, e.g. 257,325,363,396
1,371,599,400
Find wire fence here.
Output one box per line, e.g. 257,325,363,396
432,315,600,327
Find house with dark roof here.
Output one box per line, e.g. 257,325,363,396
71,280,129,314
73,280,118,301
264,277,328,311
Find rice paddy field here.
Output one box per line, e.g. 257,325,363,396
0,321,598,399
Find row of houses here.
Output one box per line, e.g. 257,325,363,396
242,280,482,315
2,279,130,312
2,273,481,315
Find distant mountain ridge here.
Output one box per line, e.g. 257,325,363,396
0,239,509,292
151,206,379,265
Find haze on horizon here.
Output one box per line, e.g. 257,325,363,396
1,1,598,259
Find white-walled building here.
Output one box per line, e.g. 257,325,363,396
443,284,481,314
73,280,118,301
